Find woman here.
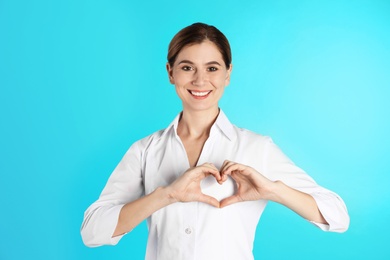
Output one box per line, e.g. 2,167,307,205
81,23,349,260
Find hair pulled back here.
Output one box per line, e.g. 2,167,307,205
167,23,232,69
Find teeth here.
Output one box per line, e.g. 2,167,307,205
190,90,211,97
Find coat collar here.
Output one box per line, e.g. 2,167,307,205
160,109,236,141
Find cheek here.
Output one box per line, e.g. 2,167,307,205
173,72,192,85
211,75,228,87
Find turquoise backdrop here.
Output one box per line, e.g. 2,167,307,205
1,0,389,259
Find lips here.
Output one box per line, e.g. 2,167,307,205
188,90,212,98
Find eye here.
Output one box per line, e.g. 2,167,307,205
181,66,193,71
207,67,218,72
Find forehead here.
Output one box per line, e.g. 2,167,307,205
176,40,224,63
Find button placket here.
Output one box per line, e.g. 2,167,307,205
185,227,192,234
181,203,197,259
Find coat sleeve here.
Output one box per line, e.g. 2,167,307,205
263,137,350,232
81,141,144,247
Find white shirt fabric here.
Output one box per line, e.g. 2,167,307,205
81,110,349,260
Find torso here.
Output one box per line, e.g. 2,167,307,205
141,119,268,260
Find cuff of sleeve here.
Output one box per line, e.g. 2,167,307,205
82,204,125,247
102,205,125,245
310,192,350,233
110,233,124,245
309,220,330,231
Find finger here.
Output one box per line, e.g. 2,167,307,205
198,194,220,208
220,195,241,208
189,164,219,179
203,162,219,171
220,160,232,172
221,163,242,176
220,166,232,183
220,171,229,183
220,160,236,181
223,163,251,178
200,165,221,181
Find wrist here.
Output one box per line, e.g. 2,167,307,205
265,180,285,203
156,186,178,204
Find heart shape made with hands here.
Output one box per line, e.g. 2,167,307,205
200,174,237,202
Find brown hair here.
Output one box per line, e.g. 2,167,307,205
167,23,232,69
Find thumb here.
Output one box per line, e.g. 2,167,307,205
198,194,220,208
219,195,240,208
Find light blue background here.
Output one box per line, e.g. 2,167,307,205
1,0,389,259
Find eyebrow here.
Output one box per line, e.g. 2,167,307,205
177,60,222,66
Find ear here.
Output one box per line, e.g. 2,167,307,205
224,64,233,86
166,62,175,84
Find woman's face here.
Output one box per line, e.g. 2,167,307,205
167,40,232,113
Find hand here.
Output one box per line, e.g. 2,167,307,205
219,160,275,208
166,163,222,208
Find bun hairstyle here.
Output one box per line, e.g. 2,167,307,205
167,23,232,69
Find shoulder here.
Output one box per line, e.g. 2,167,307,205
218,110,271,144
232,125,272,144
130,128,166,152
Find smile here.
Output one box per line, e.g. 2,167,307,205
188,90,212,97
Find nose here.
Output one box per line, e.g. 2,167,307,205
192,70,207,87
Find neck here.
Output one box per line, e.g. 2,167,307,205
177,107,220,139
